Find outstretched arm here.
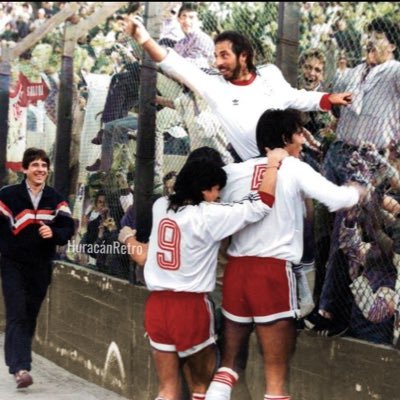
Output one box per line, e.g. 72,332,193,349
124,15,167,63
327,92,352,106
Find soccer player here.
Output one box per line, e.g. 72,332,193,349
124,15,352,162
205,109,367,400
119,146,288,400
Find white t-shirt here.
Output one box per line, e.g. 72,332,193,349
159,50,325,160
144,194,271,292
222,157,359,263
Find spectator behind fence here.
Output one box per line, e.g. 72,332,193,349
340,191,400,345
124,15,353,162
173,2,215,69
118,146,287,399
29,8,47,32
205,109,366,400
298,47,335,169
159,2,184,47
0,148,75,390
305,17,400,337
295,47,336,319
79,190,108,262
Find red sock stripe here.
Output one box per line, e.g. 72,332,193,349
264,396,290,400
213,371,238,387
192,394,206,400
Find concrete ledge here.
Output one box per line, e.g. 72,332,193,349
1,261,400,399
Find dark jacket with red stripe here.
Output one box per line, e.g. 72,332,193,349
0,181,75,264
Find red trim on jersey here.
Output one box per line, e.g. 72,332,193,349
13,218,40,235
230,71,257,86
0,200,13,217
14,208,35,222
319,94,332,111
258,192,275,207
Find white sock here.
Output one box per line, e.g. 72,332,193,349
205,367,238,400
264,395,291,400
192,394,206,400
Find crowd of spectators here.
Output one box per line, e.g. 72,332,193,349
0,2,65,42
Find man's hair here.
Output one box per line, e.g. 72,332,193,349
214,31,256,73
367,18,400,59
299,48,326,67
178,2,198,17
256,109,306,155
186,146,224,167
168,160,227,211
22,148,50,169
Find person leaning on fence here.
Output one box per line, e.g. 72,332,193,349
305,17,400,337
295,47,336,319
124,15,353,163
118,146,288,400
204,109,367,400
0,148,75,389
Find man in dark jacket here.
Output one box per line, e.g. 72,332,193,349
0,148,75,389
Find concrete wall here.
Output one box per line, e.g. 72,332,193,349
1,261,400,399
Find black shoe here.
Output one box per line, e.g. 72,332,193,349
304,312,348,337
91,129,104,145
86,158,101,172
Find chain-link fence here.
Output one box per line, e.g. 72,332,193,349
296,2,400,349
1,1,400,349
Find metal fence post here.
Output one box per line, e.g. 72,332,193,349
134,1,163,242
276,2,301,86
0,49,11,187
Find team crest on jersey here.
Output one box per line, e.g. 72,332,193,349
251,164,266,190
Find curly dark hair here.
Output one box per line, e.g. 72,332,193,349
168,160,227,212
186,146,225,167
214,31,256,73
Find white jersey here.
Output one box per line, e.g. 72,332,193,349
159,50,325,160
144,194,272,292
222,157,359,263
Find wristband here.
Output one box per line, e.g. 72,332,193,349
137,31,150,46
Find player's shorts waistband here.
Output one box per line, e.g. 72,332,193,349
150,291,207,299
227,255,288,267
